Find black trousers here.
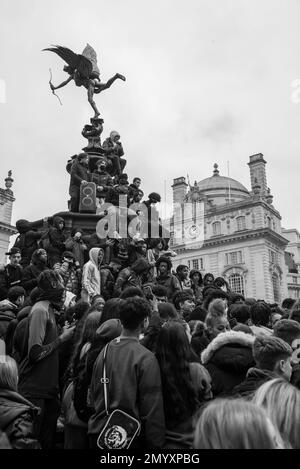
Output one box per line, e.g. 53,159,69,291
30,396,60,449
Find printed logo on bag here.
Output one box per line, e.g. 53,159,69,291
104,425,128,449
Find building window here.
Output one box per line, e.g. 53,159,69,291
272,273,281,303
267,216,272,229
191,258,204,270
212,221,221,236
187,260,191,269
293,277,298,284
269,250,278,264
228,273,244,295
236,216,246,231
225,251,243,265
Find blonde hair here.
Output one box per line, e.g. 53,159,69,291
253,378,300,449
0,355,18,391
205,299,227,329
194,398,284,449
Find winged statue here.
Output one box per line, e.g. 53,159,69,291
43,44,126,117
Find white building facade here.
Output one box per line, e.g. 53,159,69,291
169,154,290,303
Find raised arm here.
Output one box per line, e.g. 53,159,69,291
51,76,73,91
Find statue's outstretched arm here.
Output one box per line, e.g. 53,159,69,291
51,76,73,91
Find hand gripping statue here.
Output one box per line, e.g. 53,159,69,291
43,44,126,118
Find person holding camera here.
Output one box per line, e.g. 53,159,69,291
53,251,82,299
65,228,88,269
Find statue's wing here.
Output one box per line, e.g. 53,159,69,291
82,43,100,76
43,45,93,78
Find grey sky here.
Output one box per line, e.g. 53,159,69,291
1,0,300,230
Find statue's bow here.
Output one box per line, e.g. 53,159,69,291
49,68,63,106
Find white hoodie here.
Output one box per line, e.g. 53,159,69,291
82,248,103,298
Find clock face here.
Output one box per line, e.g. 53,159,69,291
189,224,199,238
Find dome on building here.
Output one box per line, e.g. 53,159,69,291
187,164,250,206
197,164,249,195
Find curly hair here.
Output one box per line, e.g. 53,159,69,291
155,321,199,423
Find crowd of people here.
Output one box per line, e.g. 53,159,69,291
0,226,300,450
1,152,300,450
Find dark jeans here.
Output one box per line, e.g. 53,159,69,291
70,195,80,213
65,424,89,449
30,397,60,449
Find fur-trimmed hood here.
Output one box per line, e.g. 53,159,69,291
201,330,255,365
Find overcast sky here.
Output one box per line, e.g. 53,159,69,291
1,0,300,231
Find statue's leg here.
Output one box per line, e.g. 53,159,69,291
101,74,126,91
87,84,100,118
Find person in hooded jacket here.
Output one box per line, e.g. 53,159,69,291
46,217,66,268
102,130,126,178
21,249,48,296
81,248,104,303
0,355,40,449
13,219,46,268
113,258,151,297
201,330,255,397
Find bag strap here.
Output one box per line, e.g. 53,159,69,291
102,343,110,416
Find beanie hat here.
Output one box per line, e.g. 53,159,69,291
62,251,76,260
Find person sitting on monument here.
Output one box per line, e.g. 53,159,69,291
142,192,166,239
132,188,144,204
69,153,90,213
104,174,138,238
53,251,82,299
89,158,113,204
105,173,130,207
46,217,67,268
0,248,23,301
128,177,142,204
66,155,78,174
21,248,48,296
128,237,148,265
13,219,47,268
102,130,126,178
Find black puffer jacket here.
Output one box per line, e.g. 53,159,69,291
0,302,17,341
14,220,44,268
21,251,47,294
0,389,40,449
201,331,255,397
